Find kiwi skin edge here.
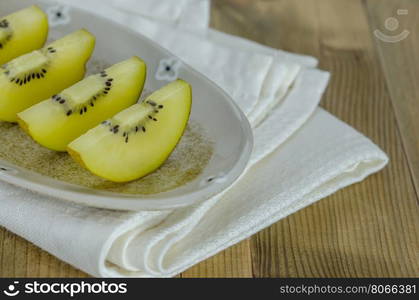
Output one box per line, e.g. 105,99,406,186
18,114,88,168
17,116,40,148
67,146,88,170
66,80,192,183
151,79,192,181
16,116,30,136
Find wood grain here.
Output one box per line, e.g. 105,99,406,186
181,240,253,278
365,0,419,201
1,0,418,277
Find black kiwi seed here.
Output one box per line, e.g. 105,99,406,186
104,91,108,94
123,132,126,137
105,87,110,91
40,73,44,78
32,73,36,79
42,69,47,74
59,99,65,104
135,126,139,132
125,136,129,143
148,101,157,106
36,74,40,79
90,102,94,107
153,118,158,121
148,115,152,119
142,126,146,132
80,110,83,115
84,107,87,113
66,110,72,116
112,125,119,133
106,82,111,86
158,105,164,109
108,78,113,82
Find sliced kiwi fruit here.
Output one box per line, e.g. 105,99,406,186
18,57,147,151
0,29,95,122
0,6,48,65
68,79,192,182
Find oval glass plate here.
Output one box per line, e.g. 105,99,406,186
0,0,253,210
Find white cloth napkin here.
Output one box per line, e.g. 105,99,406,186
0,0,388,277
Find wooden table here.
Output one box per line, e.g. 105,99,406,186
1,0,418,277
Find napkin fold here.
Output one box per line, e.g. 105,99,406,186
0,0,388,277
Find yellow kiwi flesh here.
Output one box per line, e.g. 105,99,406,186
18,57,147,151
68,80,192,182
0,6,48,65
0,29,95,122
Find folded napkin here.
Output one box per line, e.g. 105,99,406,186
0,0,388,277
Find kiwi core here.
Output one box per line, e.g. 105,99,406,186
7,51,48,76
52,71,115,116
101,100,163,143
61,76,104,106
114,103,156,127
0,29,8,41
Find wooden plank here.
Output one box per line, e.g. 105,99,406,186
365,0,419,201
317,0,419,276
181,240,253,278
0,227,88,277
0,229,15,276
209,0,419,277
